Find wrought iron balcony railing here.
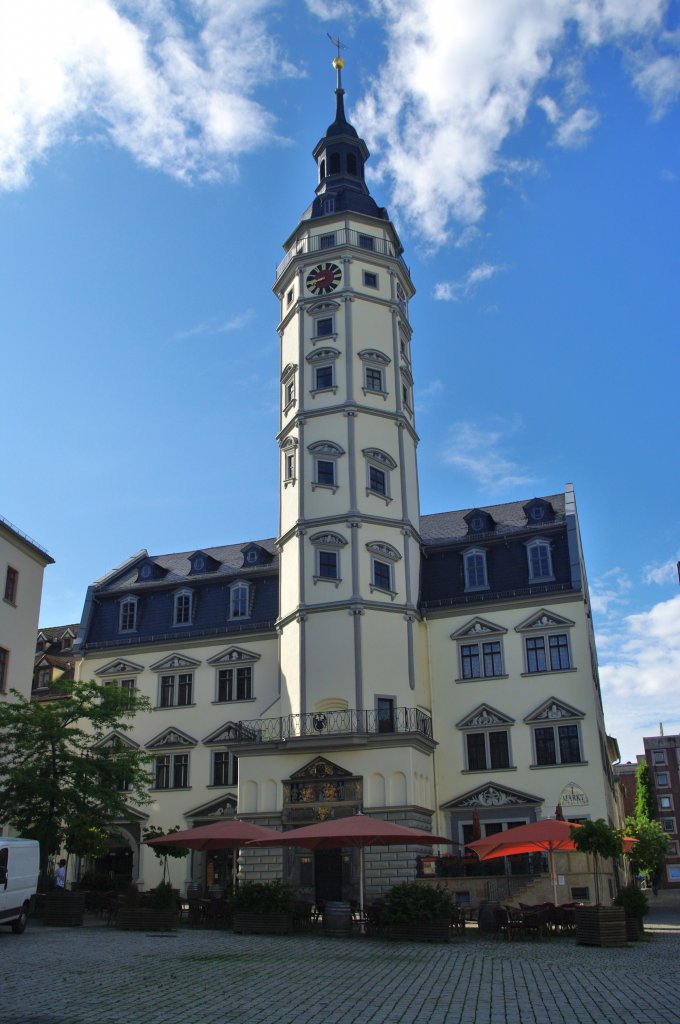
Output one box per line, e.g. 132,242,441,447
228,706,432,745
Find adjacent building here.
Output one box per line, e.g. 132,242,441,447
643,732,680,888
73,61,620,901
0,514,54,704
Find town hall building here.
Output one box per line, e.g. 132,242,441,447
73,59,620,903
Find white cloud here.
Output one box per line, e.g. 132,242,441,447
633,53,680,118
174,309,255,341
434,262,506,301
353,0,672,243
643,556,680,586
0,0,296,190
538,98,600,147
305,0,360,21
589,567,632,618
598,594,680,760
442,418,533,489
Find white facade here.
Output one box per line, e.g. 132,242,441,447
74,70,620,901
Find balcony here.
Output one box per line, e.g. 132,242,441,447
276,228,411,282
228,706,433,745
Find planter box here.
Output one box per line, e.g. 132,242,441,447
43,891,86,927
116,908,177,931
625,917,645,942
385,920,451,943
233,911,292,935
575,906,627,947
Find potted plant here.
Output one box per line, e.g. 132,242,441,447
232,880,295,935
381,883,454,942
116,880,178,931
613,885,648,941
570,820,626,947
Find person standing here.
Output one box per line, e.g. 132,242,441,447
54,859,67,889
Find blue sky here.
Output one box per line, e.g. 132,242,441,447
1,0,679,761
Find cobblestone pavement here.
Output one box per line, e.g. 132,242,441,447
3,905,680,1024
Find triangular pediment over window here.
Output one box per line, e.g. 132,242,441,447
146,727,197,750
96,658,145,677
515,609,575,633
203,721,251,746
185,794,238,821
288,756,355,781
450,617,507,640
149,652,201,672
206,646,261,667
456,704,515,730
114,804,150,824
524,698,584,724
92,730,140,751
441,783,542,810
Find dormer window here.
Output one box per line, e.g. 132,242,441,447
464,509,494,534
174,589,193,627
523,498,554,524
230,583,250,620
526,539,554,582
119,596,139,633
463,549,488,592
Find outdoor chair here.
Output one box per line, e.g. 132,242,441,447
494,906,524,940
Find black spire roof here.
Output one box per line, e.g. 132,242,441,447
302,57,388,223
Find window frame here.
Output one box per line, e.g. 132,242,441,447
371,558,392,594
212,750,239,787
458,639,505,680
531,720,584,767
229,582,251,621
656,771,670,787
319,232,336,249
524,631,572,674
314,315,334,338
526,539,555,583
363,448,396,504
363,270,379,289
173,588,193,627
464,728,512,772
216,664,253,702
463,548,489,592
118,595,139,633
157,672,194,708
0,646,9,692
4,566,18,604
313,361,335,393
154,752,190,790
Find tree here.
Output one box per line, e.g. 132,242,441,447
634,761,657,821
624,816,669,882
143,826,189,883
570,819,623,905
0,680,152,879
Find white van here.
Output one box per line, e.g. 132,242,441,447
0,838,40,933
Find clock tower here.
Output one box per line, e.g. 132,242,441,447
274,56,425,733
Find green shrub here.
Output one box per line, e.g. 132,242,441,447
151,881,176,911
382,883,453,925
232,880,295,915
613,885,649,919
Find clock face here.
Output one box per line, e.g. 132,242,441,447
306,262,342,295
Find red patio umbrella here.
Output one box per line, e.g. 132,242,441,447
248,812,452,926
466,819,636,904
144,820,283,888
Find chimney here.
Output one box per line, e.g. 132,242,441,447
660,722,664,736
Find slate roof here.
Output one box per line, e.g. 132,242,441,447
420,494,565,546
104,538,279,593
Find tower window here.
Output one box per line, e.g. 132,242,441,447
322,198,335,215
316,460,335,487
372,559,392,592
4,567,18,604
359,234,374,250
286,288,294,306
347,153,357,175
365,367,384,393
318,550,339,580
329,153,340,174
363,448,396,504
369,466,386,495
319,159,326,179
314,364,334,391
315,316,334,337
363,271,378,288
319,233,335,249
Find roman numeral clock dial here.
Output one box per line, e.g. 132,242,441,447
306,262,342,295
